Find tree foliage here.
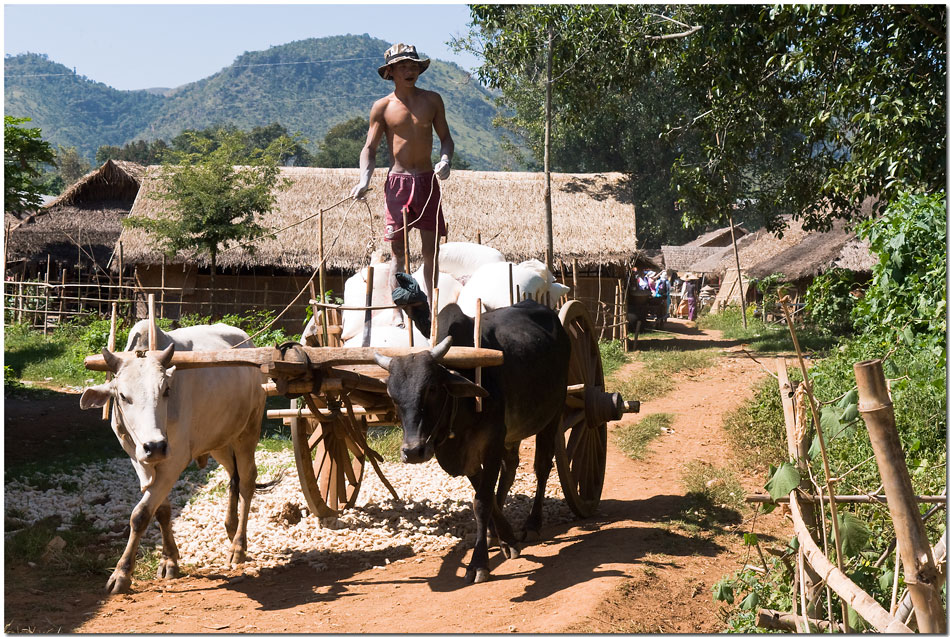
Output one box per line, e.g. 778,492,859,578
96,138,170,165
54,145,91,185
4,115,56,216
460,4,946,239
126,128,290,278
313,116,378,168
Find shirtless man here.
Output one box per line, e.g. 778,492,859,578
350,43,454,300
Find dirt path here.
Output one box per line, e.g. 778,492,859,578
6,319,783,633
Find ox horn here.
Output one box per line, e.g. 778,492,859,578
373,352,393,371
101,347,122,373
430,336,453,362
152,343,175,368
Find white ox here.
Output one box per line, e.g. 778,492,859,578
80,321,266,594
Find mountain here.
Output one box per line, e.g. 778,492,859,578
5,53,165,154
4,36,508,169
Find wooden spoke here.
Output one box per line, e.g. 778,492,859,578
555,301,608,518
290,394,367,518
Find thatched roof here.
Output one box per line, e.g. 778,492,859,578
683,223,748,248
117,167,639,272
691,214,877,281
6,160,145,265
660,245,729,272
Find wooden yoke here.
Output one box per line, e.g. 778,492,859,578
86,345,503,372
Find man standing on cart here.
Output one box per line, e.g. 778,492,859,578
350,43,455,302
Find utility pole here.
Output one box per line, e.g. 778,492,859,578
543,23,554,274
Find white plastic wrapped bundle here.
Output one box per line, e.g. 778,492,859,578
436,242,505,283
340,260,400,342
342,324,429,348
455,260,571,317
411,265,462,312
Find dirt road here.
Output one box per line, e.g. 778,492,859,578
6,320,781,633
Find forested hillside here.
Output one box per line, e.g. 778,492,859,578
4,53,165,154
4,35,506,169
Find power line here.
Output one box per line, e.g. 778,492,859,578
4,56,379,80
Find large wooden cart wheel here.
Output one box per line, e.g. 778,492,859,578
288,399,367,517
556,300,608,518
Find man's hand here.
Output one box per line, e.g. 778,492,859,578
434,154,451,181
350,182,369,200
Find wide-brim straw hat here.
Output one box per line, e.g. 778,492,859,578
682,272,699,281
378,43,430,79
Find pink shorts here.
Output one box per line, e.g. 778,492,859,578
384,171,447,242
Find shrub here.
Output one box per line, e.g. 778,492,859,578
804,268,859,335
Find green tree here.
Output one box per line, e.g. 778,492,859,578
460,4,945,237
55,145,92,185
314,117,380,168
4,116,56,216
126,128,290,312
96,139,169,165
170,123,311,167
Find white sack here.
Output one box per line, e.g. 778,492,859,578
412,265,462,312
343,324,429,348
436,242,505,283
340,260,401,342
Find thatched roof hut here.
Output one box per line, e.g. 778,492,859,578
118,167,641,273
691,213,877,282
660,224,749,273
5,160,145,270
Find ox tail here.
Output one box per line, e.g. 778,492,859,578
228,450,285,494
255,468,286,493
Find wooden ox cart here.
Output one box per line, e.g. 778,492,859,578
86,299,638,521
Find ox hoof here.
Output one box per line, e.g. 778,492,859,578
106,571,132,595
228,548,247,565
157,561,180,579
465,566,490,584
500,542,521,560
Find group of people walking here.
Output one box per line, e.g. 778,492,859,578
636,269,700,322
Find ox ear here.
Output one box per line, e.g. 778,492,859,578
374,352,392,371
80,382,114,410
430,336,453,361
101,347,122,373
165,366,177,387
443,369,490,399
152,343,175,369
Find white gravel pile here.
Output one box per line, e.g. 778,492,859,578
5,448,572,572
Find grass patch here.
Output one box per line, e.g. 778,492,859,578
5,512,119,576
681,460,746,510
611,348,718,402
368,426,403,463
722,375,789,472
614,413,672,460
698,307,836,354
599,339,629,379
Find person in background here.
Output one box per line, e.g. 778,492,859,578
654,271,671,316
682,273,698,321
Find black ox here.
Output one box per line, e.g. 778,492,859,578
374,299,570,583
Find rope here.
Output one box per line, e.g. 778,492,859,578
232,195,370,348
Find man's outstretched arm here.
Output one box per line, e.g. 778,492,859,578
351,100,387,199
432,93,454,180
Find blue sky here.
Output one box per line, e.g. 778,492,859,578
3,3,482,91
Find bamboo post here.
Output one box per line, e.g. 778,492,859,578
571,258,579,300
117,241,124,303
430,288,440,343
475,230,481,245
160,255,166,319
508,263,514,306
780,297,850,631
59,268,66,319
102,302,118,420
362,266,374,347
729,214,748,328
147,294,158,351
43,255,51,334
855,359,946,633
474,298,483,413
776,358,823,617
17,281,23,324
